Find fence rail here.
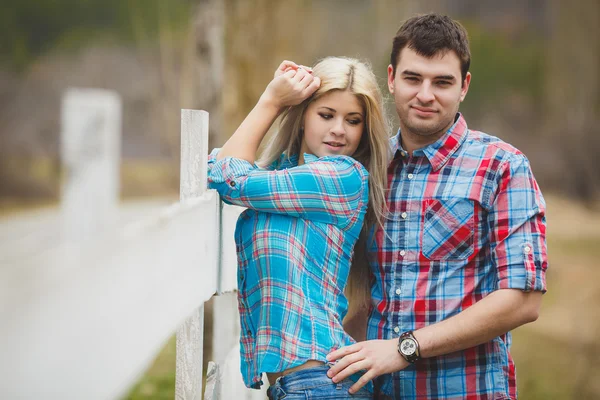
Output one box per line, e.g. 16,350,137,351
0,91,261,399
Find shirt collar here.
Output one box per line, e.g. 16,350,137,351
278,153,319,168
391,113,469,171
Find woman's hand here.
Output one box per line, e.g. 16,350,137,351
273,60,313,78
260,61,320,109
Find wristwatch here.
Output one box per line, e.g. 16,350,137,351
398,330,421,363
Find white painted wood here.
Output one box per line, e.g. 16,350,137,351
219,204,245,293
203,361,221,400
176,109,213,400
211,292,240,366
0,199,171,265
214,203,268,398
0,193,220,400
60,88,121,242
180,109,209,201
0,104,260,400
221,344,268,400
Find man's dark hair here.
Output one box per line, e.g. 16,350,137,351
390,13,471,84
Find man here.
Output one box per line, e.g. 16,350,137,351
327,13,548,399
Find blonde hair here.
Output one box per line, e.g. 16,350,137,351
258,57,390,326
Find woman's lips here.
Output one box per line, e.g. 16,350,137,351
324,142,345,151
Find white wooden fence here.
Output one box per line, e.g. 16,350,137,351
0,89,265,399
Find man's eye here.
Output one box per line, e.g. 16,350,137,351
405,77,419,82
319,113,333,119
437,81,451,86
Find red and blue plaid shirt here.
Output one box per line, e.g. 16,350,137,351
368,114,548,399
208,150,369,389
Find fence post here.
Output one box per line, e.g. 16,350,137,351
60,88,121,242
176,109,212,400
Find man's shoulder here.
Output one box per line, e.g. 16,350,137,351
464,129,526,163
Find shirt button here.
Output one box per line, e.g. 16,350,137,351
401,212,407,219
407,173,414,180
394,326,400,333
395,288,402,295
240,274,244,280
524,246,532,253
229,181,236,187
400,250,406,256
246,330,252,336
401,151,407,157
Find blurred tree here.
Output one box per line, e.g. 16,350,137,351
0,0,192,72
545,0,600,203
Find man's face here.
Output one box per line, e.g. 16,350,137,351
388,47,471,140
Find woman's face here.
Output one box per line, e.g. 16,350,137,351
299,90,365,159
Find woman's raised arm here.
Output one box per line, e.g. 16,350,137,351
217,61,320,163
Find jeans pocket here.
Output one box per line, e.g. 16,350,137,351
421,198,475,261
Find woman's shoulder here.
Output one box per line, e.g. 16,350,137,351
305,154,369,177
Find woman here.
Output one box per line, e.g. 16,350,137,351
207,57,389,399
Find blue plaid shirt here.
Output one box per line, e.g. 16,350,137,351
208,150,369,388
368,114,548,399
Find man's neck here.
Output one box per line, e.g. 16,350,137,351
398,118,456,156
399,128,445,156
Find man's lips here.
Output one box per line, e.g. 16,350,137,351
412,105,436,114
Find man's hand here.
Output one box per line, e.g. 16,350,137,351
326,339,409,394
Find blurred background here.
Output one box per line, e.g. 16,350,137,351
1,0,598,398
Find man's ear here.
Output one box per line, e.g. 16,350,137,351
387,64,395,94
460,72,471,102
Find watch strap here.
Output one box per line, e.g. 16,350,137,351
398,330,421,363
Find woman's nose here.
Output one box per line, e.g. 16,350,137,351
330,118,346,135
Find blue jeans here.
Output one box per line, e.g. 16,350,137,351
266,365,373,399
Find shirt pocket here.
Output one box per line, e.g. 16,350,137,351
421,198,475,261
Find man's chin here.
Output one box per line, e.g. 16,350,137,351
406,122,443,137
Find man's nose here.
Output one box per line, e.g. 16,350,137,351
416,82,435,103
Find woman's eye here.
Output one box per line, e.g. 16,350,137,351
348,119,362,125
319,113,333,120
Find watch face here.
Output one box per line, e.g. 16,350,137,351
401,338,417,356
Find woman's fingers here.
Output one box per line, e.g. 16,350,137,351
303,76,321,97
275,60,314,78
275,60,299,77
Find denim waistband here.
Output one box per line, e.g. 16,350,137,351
273,365,332,390
267,364,374,394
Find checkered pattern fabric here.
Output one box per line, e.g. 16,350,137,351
368,114,548,399
208,150,369,388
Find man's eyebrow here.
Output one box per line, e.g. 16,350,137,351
435,74,456,81
401,70,456,81
401,70,422,77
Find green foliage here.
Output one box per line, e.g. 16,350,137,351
461,22,545,113
0,0,193,72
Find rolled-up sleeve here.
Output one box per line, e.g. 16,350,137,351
207,149,368,228
488,154,548,293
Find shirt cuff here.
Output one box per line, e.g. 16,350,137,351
497,242,548,293
207,148,257,190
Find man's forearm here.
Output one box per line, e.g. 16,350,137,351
414,288,542,359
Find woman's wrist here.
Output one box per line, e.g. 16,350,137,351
258,92,284,113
